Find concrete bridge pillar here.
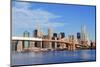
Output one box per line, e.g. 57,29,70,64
72,42,76,50
30,41,35,49
49,42,52,49
68,42,76,51
40,41,42,49
63,44,66,48
54,38,57,49
70,41,76,50
68,44,71,50
17,41,23,52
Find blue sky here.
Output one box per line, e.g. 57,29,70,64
12,0,96,41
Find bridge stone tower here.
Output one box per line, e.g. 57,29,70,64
68,35,76,50
17,41,23,52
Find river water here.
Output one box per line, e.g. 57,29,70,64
11,49,96,66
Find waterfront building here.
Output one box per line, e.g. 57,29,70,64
53,33,57,37
77,32,81,45
81,25,86,41
23,31,30,37
33,29,43,38
39,31,43,38
90,41,96,49
34,29,38,37
58,33,61,39
47,28,53,49
77,32,81,39
60,32,65,38
23,31,30,49
33,29,42,48
68,35,72,42
80,25,89,46
48,28,52,39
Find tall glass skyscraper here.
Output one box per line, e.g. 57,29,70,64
80,25,90,46
81,25,87,41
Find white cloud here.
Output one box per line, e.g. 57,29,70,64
13,1,31,9
12,1,68,35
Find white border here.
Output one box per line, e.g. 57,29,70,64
24,0,96,5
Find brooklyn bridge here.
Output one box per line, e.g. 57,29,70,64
11,36,78,52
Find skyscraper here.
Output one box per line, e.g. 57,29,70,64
33,29,43,38
53,33,57,37
60,32,65,38
48,28,52,39
34,29,38,37
23,31,30,37
81,25,87,41
80,25,89,46
77,32,81,39
77,32,81,45
34,19,42,38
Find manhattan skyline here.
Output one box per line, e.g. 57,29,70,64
12,0,96,41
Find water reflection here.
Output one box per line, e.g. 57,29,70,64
11,50,96,66
80,50,90,59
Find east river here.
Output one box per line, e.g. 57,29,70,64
11,49,96,66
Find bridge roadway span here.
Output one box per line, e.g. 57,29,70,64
12,37,73,44
12,37,77,51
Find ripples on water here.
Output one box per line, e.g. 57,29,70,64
11,49,96,66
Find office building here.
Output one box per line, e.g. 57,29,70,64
23,31,30,37
77,32,81,39
34,29,38,37
23,31,30,49
48,28,52,39
60,32,65,38
80,25,89,46
53,33,57,37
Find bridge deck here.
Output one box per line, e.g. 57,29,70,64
12,37,42,41
12,37,72,44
